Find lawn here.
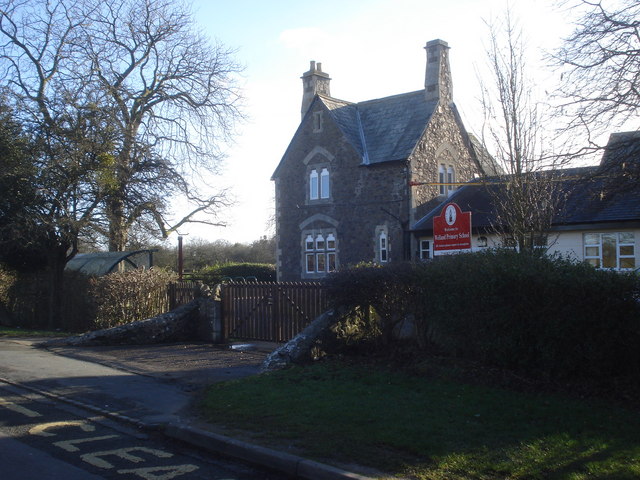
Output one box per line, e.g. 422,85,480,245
200,359,640,479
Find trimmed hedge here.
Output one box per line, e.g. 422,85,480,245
324,251,640,384
0,265,178,332
190,262,276,285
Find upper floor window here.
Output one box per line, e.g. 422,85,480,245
438,164,446,195
584,232,635,270
320,168,330,198
447,166,455,193
309,169,319,200
438,164,456,196
309,167,330,201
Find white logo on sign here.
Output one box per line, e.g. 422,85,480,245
445,205,456,226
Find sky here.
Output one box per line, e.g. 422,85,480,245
174,0,572,245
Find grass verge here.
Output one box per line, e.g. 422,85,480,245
200,359,640,479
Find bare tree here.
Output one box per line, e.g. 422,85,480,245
81,0,242,251
553,0,640,148
0,0,243,254
551,0,640,193
479,9,565,253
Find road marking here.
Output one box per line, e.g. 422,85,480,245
81,446,173,469
29,420,95,437
54,435,120,452
0,398,43,418
117,464,200,479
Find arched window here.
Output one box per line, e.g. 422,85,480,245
309,169,319,200
304,231,338,275
379,231,388,263
320,168,330,199
447,165,456,193
438,164,446,195
305,235,314,251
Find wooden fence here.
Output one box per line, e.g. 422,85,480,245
222,282,328,342
168,281,199,310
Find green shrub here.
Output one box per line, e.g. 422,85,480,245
325,251,640,384
324,262,424,347
191,262,276,285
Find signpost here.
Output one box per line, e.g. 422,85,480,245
433,202,472,255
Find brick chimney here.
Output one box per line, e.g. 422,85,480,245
424,39,452,104
301,61,331,120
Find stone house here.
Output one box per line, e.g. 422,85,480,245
272,39,498,281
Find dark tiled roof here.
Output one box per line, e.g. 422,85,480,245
320,91,437,164
413,164,640,233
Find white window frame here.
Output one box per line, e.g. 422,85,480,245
583,232,636,270
438,164,446,195
447,165,455,194
419,239,430,260
320,168,330,199
303,231,338,276
309,169,319,200
379,231,388,263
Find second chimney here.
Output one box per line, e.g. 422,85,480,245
424,39,452,104
300,61,331,120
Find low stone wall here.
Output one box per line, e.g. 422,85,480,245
262,308,342,371
41,300,201,347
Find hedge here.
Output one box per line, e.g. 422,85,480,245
324,251,640,384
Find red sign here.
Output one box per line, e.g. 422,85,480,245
433,202,472,254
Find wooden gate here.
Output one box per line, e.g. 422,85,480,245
221,282,328,342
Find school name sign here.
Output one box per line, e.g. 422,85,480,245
433,202,472,255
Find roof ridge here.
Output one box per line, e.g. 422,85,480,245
355,89,426,107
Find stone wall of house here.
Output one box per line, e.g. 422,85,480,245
274,102,410,281
409,104,481,226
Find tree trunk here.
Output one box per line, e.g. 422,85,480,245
106,195,128,252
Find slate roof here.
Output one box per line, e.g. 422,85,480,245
413,165,640,233
320,91,438,164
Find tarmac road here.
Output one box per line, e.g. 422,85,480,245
0,381,286,480
0,337,375,480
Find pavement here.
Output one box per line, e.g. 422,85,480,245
0,337,378,480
